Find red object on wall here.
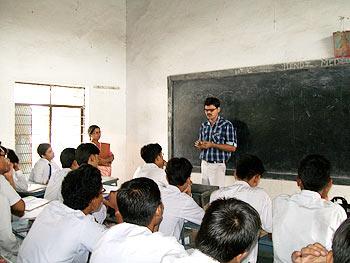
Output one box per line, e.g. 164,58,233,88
333,31,350,58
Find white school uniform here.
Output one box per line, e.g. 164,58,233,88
44,168,71,201
133,163,169,187
273,190,347,263
159,185,205,241
90,222,187,263
12,169,29,192
17,201,106,263
0,191,20,262
30,158,60,185
163,249,219,263
0,175,21,206
210,180,272,263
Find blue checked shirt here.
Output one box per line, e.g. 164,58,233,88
198,116,237,162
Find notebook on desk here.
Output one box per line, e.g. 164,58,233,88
27,183,47,192
23,196,50,211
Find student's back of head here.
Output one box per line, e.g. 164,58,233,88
196,198,261,263
332,218,350,263
140,143,162,163
298,154,331,193
236,154,265,180
60,148,76,168
75,143,100,166
61,164,102,211
117,177,162,227
7,149,19,164
165,157,193,186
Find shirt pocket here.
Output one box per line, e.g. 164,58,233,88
212,130,224,144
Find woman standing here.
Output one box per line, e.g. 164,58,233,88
88,125,114,177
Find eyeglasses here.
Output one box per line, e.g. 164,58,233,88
204,108,217,113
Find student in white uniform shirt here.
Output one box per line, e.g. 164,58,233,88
6,149,29,192
159,157,205,241
210,154,272,263
0,146,25,218
273,154,347,263
30,143,60,184
18,164,108,263
163,198,261,263
91,177,187,263
44,148,79,201
133,143,168,186
291,218,350,263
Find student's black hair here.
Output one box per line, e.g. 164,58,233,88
195,198,261,263
0,145,8,155
75,143,100,166
60,148,76,168
140,143,162,163
236,154,265,180
7,149,19,164
297,154,331,192
117,177,162,227
204,97,220,108
61,164,102,210
332,218,350,263
88,125,100,136
165,157,193,186
37,143,51,157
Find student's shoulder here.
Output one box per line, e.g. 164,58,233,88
252,186,271,199
273,193,292,204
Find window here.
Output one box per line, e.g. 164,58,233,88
14,82,85,173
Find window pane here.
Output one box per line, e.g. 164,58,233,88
31,106,50,165
51,86,85,106
51,107,82,165
14,83,50,104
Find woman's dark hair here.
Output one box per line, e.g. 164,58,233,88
117,177,162,227
61,164,102,210
88,125,100,136
196,198,261,263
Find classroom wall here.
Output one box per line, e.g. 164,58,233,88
126,0,350,200
0,0,127,181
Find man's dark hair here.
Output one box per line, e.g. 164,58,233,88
37,143,51,157
61,164,102,210
140,143,162,163
332,218,350,263
297,154,331,192
0,146,8,155
60,148,76,168
165,157,193,186
236,154,265,181
195,198,261,263
204,97,220,108
7,149,19,164
88,125,100,136
75,143,100,165
117,177,162,227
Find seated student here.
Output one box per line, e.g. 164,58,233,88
210,154,272,263
6,148,29,192
17,164,107,263
30,143,60,184
133,143,168,186
291,218,350,263
0,146,25,217
75,143,107,224
91,177,187,263
159,157,205,241
0,191,20,262
163,198,262,263
44,148,79,201
273,154,347,263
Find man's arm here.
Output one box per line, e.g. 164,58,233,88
195,141,236,152
11,199,25,217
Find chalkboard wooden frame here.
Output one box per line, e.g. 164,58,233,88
168,57,350,185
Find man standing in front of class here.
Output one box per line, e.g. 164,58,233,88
195,97,237,187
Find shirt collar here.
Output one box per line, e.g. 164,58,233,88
233,180,250,187
166,184,181,193
143,163,159,169
300,190,322,199
191,250,219,262
206,116,222,126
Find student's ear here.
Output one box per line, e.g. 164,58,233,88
115,210,123,224
296,177,303,189
154,203,164,225
326,251,333,263
217,107,221,114
230,251,248,263
321,179,333,200
71,160,79,170
248,174,260,187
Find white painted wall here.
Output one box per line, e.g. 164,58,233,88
0,0,126,181
126,0,350,199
